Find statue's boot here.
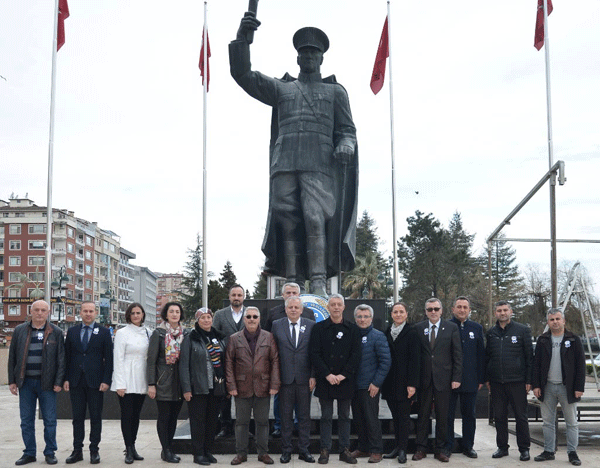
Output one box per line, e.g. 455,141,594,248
307,236,328,297
284,241,305,291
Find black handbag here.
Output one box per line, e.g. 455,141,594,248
213,376,226,397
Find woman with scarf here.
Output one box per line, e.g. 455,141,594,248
179,308,227,465
147,302,188,463
381,302,421,464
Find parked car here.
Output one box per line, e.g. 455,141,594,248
585,353,600,367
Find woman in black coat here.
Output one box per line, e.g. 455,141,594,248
147,302,188,463
381,302,421,464
179,308,227,465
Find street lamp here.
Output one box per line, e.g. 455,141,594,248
51,266,70,329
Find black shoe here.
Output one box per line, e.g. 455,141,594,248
15,455,37,466
194,455,210,466
339,449,358,465
463,449,478,459
161,449,180,464
90,452,100,464
205,453,218,464
397,450,407,464
45,455,58,465
534,451,555,462
125,447,134,465
280,452,292,464
383,448,399,459
299,452,315,463
520,450,531,461
66,451,84,464
568,452,581,466
131,445,144,461
492,448,509,459
318,449,329,465
271,429,282,438
217,428,233,438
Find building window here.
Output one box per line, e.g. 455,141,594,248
15,213,24,218
9,240,21,250
8,288,21,298
85,250,92,260
8,272,21,282
85,279,92,288
85,293,92,301
28,224,46,234
2,212,9,217
0,254,3,265
28,256,45,266
28,240,46,250
85,264,92,274
67,243,74,253
67,258,73,268
0,240,4,249
86,236,92,246
9,224,21,235
28,272,45,282
67,306,74,316
109,243,116,253
9,256,21,266
68,227,74,237
8,305,20,316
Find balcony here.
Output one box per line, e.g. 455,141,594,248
53,232,67,240
75,269,84,277
76,237,85,246
53,249,66,256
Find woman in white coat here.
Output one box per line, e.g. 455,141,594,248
112,303,150,464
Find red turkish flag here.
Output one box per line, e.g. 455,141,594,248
370,17,389,95
534,0,553,51
199,28,211,91
57,0,70,51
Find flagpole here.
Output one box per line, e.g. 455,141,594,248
202,0,209,309
45,0,61,305
386,0,399,303
542,0,558,307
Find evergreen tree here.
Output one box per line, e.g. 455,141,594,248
181,234,204,320
219,261,238,291
478,234,526,314
208,279,226,314
253,271,268,299
343,211,390,298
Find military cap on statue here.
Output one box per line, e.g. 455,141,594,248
293,27,330,53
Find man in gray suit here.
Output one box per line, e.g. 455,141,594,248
271,296,316,464
213,284,246,438
412,298,462,463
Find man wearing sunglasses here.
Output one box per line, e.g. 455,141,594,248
413,298,462,463
225,307,280,465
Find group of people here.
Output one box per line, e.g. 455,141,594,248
8,285,587,467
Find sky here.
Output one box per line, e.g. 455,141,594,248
1,0,599,301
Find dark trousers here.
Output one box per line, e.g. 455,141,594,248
351,390,383,454
234,396,270,456
118,394,145,447
188,393,221,456
490,381,530,451
446,390,477,452
156,400,183,451
219,395,233,431
319,398,351,451
386,399,412,451
416,385,451,454
69,384,104,452
280,383,311,452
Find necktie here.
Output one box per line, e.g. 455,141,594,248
82,325,90,349
291,322,297,348
430,324,436,348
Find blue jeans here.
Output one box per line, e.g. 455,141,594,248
19,378,58,457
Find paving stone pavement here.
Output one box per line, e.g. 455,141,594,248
2,385,599,468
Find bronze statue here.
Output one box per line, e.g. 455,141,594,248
229,11,358,296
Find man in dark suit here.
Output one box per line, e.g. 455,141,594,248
63,301,113,464
446,296,485,459
264,282,315,438
271,296,316,463
413,298,462,463
213,284,246,438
